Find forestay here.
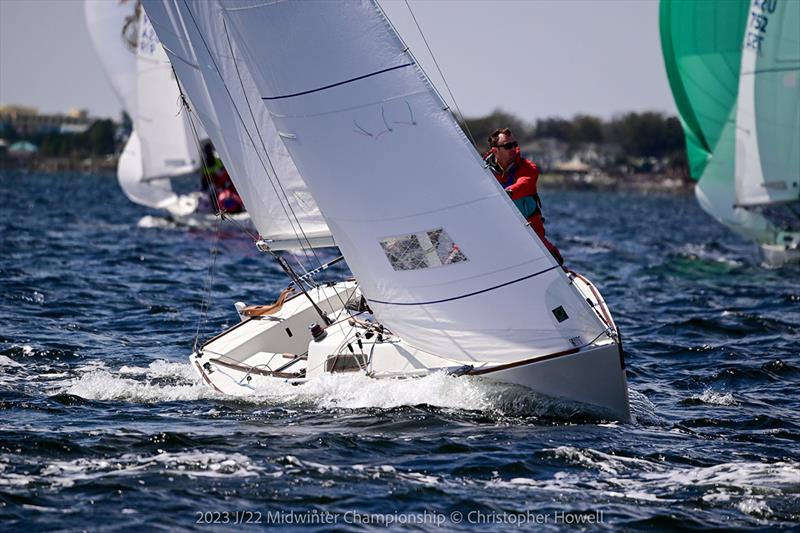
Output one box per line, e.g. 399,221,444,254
182,0,605,363
734,0,800,207
141,0,331,245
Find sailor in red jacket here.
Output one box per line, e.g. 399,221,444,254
484,128,564,265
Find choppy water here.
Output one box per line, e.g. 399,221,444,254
1,172,798,531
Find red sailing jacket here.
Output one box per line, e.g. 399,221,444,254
484,149,564,264
485,151,543,226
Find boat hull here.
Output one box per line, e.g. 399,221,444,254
473,342,630,422
760,231,800,265
189,275,631,422
190,338,630,422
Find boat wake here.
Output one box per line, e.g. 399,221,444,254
136,215,176,229
9,358,637,422
674,243,745,269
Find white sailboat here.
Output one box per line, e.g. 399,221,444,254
661,0,799,264
732,0,800,263
85,0,248,227
143,0,630,422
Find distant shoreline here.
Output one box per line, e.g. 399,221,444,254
0,154,116,174
0,156,694,195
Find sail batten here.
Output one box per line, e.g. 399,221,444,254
261,63,416,101
368,265,563,307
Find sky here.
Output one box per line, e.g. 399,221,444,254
0,0,677,123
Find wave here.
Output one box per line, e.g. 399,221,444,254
0,450,262,489
54,359,638,422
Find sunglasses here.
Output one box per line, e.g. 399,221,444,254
495,141,518,150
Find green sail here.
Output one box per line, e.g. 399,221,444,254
659,0,750,180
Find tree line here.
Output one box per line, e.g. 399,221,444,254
462,109,688,170
5,109,688,172
2,119,118,157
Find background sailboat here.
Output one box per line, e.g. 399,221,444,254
660,0,800,263
85,0,241,226
142,0,629,421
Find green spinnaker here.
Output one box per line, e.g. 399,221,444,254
659,0,750,180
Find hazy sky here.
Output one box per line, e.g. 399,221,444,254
0,0,677,123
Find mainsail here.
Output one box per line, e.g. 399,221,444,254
734,0,800,208
143,0,607,363
140,0,330,244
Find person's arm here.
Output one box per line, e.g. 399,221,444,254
506,175,536,199
505,161,539,199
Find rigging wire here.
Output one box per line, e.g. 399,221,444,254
192,211,223,354
216,10,352,316
171,71,232,351
178,0,351,325
179,1,306,257
180,0,329,280
219,16,324,275
183,91,261,242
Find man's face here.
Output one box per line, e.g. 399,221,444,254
494,132,518,168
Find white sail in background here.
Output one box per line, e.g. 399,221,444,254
84,0,156,206
84,0,138,119
116,130,162,208
735,0,800,207
145,0,607,363
696,106,773,243
141,0,330,243
135,9,199,187
85,0,201,210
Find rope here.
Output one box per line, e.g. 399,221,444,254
219,15,322,268
173,73,228,352
217,9,351,316
192,210,222,354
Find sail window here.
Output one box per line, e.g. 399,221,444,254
380,229,467,271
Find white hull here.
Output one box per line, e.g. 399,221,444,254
161,191,251,229
761,240,800,265
191,275,631,422
166,210,251,230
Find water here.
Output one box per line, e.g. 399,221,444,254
1,172,798,531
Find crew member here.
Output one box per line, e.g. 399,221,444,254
202,142,244,214
484,128,563,265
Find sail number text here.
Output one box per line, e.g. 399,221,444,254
746,0,778,51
